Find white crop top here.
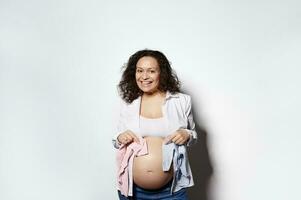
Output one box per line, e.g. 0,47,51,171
139,115,170,137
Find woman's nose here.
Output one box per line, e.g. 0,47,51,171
142,72,148,79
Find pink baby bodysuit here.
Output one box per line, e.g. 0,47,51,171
116,137,148,197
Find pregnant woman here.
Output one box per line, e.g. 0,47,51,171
112,49,198,200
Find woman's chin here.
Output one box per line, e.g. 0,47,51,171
140,88,160,95
140,88,154,93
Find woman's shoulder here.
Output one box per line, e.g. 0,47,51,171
170,91,191,101
177,92,191,98
118,96,140,109
167,91,192,108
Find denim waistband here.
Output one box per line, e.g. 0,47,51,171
133,179,173,194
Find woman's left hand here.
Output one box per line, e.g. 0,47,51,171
164,129,190,145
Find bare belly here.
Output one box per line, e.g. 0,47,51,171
133,136,173,189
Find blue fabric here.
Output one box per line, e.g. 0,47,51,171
162,143,194,193
117,181,188,200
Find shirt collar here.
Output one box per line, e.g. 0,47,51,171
165,91,179,100
135,91,179,104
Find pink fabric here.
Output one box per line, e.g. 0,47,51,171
116,137,148,197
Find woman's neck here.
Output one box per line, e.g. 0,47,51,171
142,90,166,100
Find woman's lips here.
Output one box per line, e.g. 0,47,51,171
140,81,153,86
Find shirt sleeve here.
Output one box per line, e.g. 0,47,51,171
112,100,128,149
183,95,198,146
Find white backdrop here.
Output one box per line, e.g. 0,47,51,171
1,0,300,200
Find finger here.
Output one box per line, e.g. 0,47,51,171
121,136,128,144
128,132,140,144
174,137,184,145
164,135,173,144
164,133,177,144
125,131,136,139
171,134,181,143
124,138,132,144
126,135,135,143
117,135,123,143
175,132,190,145
121,134,131,144
163,136,170,144
117,134,128,144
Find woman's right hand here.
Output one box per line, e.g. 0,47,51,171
117,130,140,145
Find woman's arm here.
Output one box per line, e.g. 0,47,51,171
112,100,127,149
112,100,139,148
163,94,198,146
183,95,198,146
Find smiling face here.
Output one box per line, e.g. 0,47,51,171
135,56,161,94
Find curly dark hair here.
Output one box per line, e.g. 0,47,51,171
118,49,181,103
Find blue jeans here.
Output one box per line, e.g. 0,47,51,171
117,181,188,200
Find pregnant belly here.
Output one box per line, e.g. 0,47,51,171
133,136,173,189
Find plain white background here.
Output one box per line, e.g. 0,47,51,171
1,0,300,199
